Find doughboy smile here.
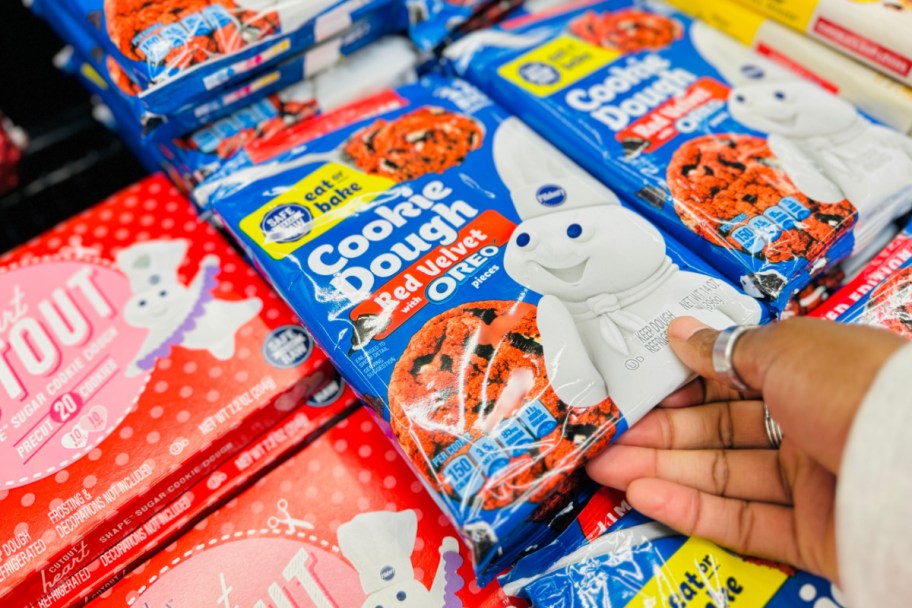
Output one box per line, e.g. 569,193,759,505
536,258,590,284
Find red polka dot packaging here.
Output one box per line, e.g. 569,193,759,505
448,0,912,315
213,76,764,582
812,218,912,338
94,407,521,607
33,375,357,608
0,174,337,606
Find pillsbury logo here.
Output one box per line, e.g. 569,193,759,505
741,64,766,80
380,565,396,581
261,203,312,244
536,184,567,207
518,62,560,86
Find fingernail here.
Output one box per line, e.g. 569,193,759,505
668,317,709,341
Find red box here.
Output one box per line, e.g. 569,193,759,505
0,175,334,604
96,407,521,608
33,376,358,608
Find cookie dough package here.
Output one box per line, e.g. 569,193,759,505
0,175,335,606
447,0,912,314
813,219,912,337
95,407,518,607
501,488,846,607
32,376,357,608
32,0,397,143
666,0,912,134
39,0,401,117
730,0,912,87
212,75,763,578
404,0,492,51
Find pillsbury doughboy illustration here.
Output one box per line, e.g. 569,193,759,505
116,239,262,376
691,22,912,253
337,510,465,608
496,117,762,413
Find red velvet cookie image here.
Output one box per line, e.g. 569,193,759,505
861,267,912,337
388,300,620,513
568,9,683,54
104,0,279,71
668,134,857,265
342,107,484,182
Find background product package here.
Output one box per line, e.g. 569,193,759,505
404,0,490,51
813,219,912,337
0,174,333,605
33,0,397,144
44,0,401,116
449,0,912,314
501,488,846,607
33,377,358,608
666,0,912,134
731,0,912,87
97,407,518,608
213,75,763,578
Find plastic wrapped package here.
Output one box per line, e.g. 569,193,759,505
502,488,847,607
56,34,419,209
813,218,912,338
446,0,912,315
730,0,912,87
95,407,519,607
31,0,402,117
0,175,335,606
33,0,398,142
31,376,358,608
664,0,912,134
210,75,764,579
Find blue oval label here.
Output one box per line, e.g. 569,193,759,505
536,185,567,207
518,62,560,86
260,204,313,244
262,325,313,369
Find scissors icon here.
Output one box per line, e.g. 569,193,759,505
267,498,315,533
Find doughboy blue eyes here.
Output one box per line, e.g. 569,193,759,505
567,224,582,239
159,290,168,297
774,91,786,100
516,232,531,247
735,94,746,103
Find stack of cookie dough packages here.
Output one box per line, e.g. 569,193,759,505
29,0,401,134
499,487,847,607
730,0,912,88
211,74,764,581
447,0,912,316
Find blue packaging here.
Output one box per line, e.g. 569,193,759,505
36,0,400,116
502,489,847,607
211,75,763,579
31,0,396,142
405,0,489,51
447,0,912,314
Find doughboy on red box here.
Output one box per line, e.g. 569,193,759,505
0,175,333,605
33,376,358,608
97,407,519,608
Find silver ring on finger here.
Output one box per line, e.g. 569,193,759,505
712,325,756,392
763,403,784,449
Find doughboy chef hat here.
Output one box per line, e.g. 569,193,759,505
337,510,418,595
493,117,621,221
114,239,190,293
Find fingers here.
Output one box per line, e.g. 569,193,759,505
587,445,792,505
668,317,907,473
617,401,769,450
626,478,803,570
659,377,756,408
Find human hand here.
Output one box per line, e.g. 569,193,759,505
586,316,906,582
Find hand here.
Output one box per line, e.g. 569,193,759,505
586,316,906,582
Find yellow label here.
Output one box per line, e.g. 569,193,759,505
239,162,395,260
625,538,788,608
731,0,819,31
667,0,766,47
80,63,109,90
498,36,620,97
